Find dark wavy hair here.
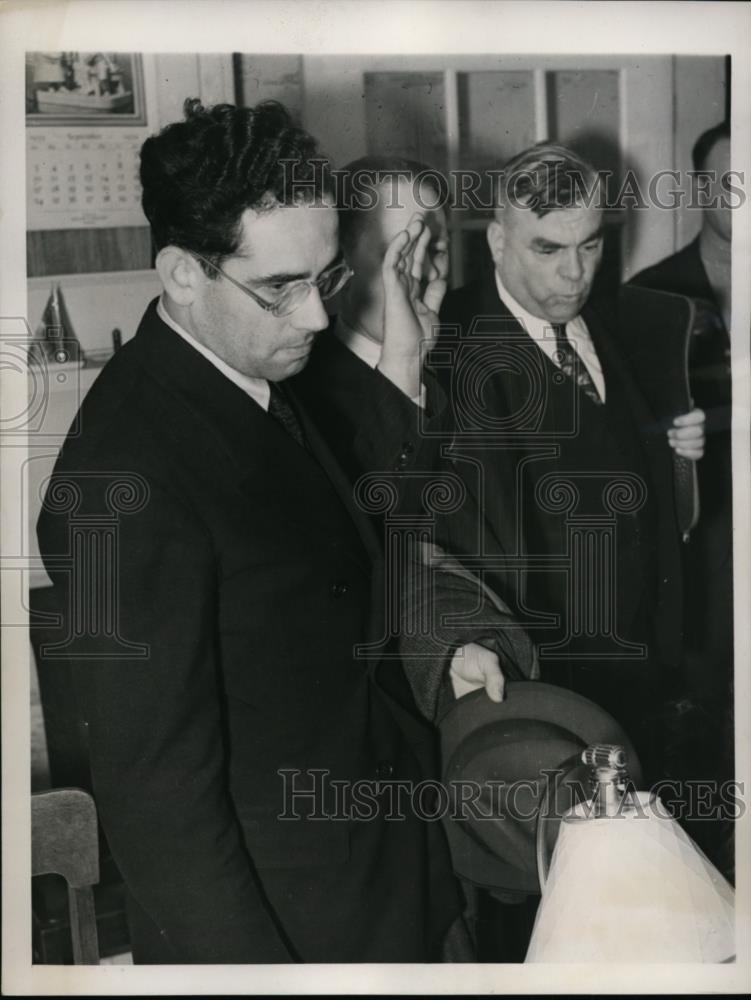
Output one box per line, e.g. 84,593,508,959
140,98,332,272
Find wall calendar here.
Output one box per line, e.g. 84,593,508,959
27,128,149,231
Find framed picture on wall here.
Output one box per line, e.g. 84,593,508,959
26,52,146,126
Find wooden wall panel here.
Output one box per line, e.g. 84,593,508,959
27,226,152,277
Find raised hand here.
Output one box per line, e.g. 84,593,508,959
378,213,449,398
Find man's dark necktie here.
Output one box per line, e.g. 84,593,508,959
268,381,307,449
552,323,603,406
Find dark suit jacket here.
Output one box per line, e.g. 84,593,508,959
292,323,446,518
35,300,462,964
293,324,539,721
630,237,715,300
630,237,732,539
630,238,733,723
437,271,683,675
630,237,731,439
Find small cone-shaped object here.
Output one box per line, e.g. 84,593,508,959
29,282,84,366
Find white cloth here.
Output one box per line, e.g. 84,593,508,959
494,271,606,402
157,296,271,411
526,793,735,963
334,315,426,410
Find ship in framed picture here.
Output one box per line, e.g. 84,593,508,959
26,52,146,125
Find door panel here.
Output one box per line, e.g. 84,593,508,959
294,55,679,283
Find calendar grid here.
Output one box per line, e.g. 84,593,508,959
27,128,149,231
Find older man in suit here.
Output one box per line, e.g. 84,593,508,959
35,99,465,963
438,143,705,783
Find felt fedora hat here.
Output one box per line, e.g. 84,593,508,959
439,681,643,895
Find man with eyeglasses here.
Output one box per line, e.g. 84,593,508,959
35,100,465,964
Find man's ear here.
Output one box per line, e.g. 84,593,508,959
156,246,200,306
486,220,505,267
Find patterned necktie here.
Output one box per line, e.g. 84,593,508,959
268,382,307,449
552,323,603,406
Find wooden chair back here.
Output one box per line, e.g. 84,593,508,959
32,788,100,964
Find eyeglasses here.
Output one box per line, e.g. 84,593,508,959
191,250,353,317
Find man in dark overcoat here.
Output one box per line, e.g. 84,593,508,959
437,143,705,781
35,99,465,964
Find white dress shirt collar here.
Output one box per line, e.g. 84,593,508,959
495,269,568,349
493,270,606,402
333,314,383,369
157,295,271,411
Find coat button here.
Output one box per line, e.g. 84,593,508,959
375,760,394,780
330,581,349,598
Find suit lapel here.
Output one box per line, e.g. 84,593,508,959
472,280,565,429
583,298,655,433
487,284,647,438
684,238,719,307
131,301,373,570
286,382,382,565
467,279,656,495
444,277,535,560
